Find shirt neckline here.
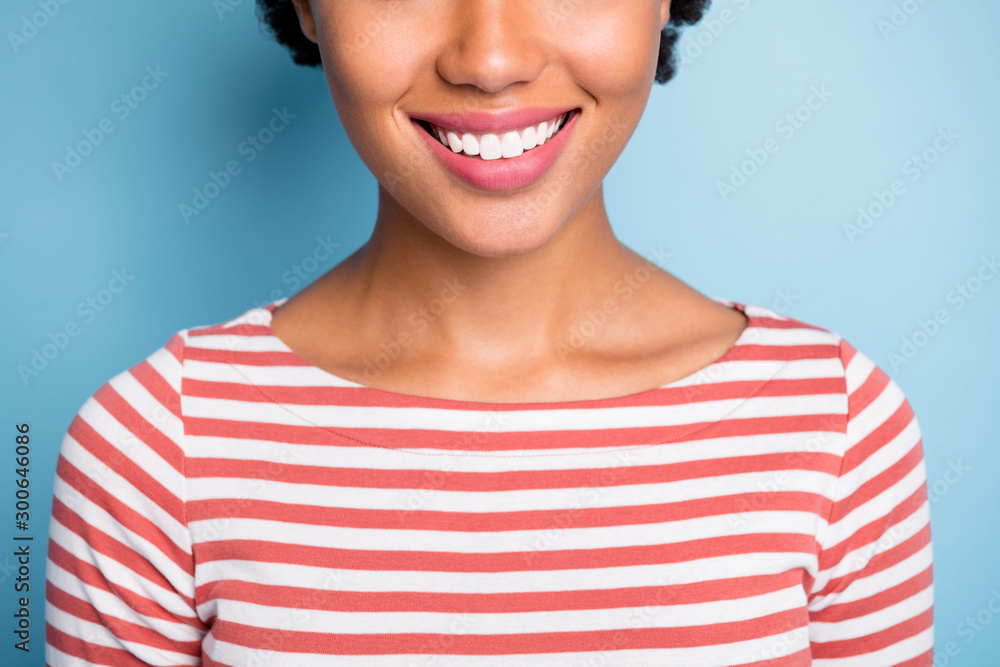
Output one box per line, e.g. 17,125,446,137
252,296,762,411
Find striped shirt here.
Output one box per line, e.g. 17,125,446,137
45,298,934,666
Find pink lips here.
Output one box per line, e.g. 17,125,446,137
410,108,580,192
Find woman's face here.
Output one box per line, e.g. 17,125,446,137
291,0,671,257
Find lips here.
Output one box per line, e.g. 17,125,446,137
409,108,581,191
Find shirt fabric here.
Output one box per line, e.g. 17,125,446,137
44,298,934,666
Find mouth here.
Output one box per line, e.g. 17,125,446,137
409,108,582,191
413,110,576,161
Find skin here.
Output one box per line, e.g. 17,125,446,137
272,0,748,403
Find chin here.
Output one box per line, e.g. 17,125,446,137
431,209,566,259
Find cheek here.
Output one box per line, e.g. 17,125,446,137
558,7,662,98
311,5,426,125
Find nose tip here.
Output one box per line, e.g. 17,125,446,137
435,4,547,95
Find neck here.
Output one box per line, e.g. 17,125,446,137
325,183,655,361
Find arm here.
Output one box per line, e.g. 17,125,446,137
45,332,206,666
807,339,934,665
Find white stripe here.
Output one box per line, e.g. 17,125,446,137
188,509,819,554
201,585,805,635
185,468,838,513
195,551,813,595
203,628,811,667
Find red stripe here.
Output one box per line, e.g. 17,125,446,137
66,412,184,523
184,413,845,452
130,359,182,420
811,607,933,659
210,608,808,654
202,654,237,667
895,648,935,666
93,381,185,474
842,398,915,475
839,338,859,369
811,566,932,623
183,376,845,409
829,440,925,524
47,539,203,627
194,532,817,571
819,485,929,573
45,622,187,667
56,455,193,574
848,363,890,420
187,451,842,491
731,649,813,667
46,582,203,656
188,491,832,533
814,524,931,600
165,331,185,364
50,499,199,610
197,570,805,614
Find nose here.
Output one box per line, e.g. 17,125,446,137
435,1,547,95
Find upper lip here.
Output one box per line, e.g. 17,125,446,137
408,107,578,134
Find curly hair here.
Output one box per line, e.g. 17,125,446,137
256,1,712,85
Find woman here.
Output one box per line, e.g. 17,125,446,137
45,0,934,664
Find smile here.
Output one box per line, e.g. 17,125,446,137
409,107,581,191
417,111,573,161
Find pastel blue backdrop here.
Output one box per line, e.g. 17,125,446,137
2,0,998,665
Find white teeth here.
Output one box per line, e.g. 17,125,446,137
461,133,479,156
427,111,572,160
501,131,523,158
479,134,502,160
522,125,537,150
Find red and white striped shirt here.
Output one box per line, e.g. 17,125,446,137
45,299,934,666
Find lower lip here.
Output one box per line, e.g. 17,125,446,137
412,111,580,192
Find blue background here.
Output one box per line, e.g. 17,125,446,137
2,0,997,664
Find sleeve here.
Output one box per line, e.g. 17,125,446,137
806,338,934,665
44,331,207,666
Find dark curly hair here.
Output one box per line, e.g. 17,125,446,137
256,0,712,85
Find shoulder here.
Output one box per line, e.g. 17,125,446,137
735,302,920,449
733,301,917,422
68,303,269,432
